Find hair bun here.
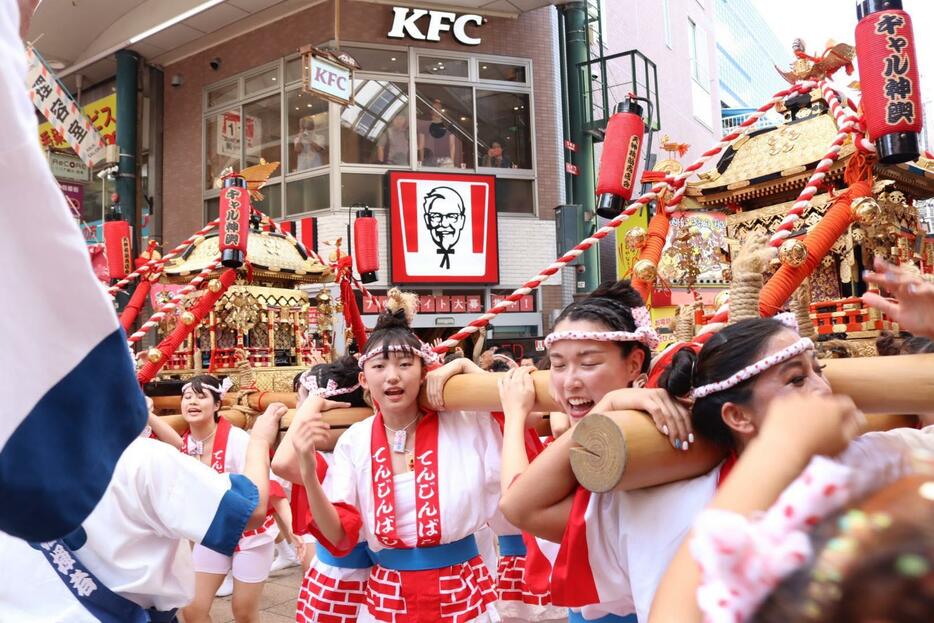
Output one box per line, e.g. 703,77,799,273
374,307,410,331
875,331,902,357
658,346,697,398
385,288,419,326
589,279,646,309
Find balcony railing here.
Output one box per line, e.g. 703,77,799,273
720,108,778,135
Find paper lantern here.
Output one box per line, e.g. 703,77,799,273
596,97,646,219
855,0,922,163
219,175,251,268
353,207,380,284
103,218,132,280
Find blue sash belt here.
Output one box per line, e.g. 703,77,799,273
371,535,479,571
497,534,527,557
568,610,638,623
315,541,375,569
31,539,150,623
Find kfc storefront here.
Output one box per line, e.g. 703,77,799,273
161,0,566,338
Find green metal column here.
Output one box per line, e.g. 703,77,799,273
562,2,600,292
115,50,140,257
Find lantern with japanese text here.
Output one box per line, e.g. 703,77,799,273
596,97,646,219
219,175,250,268
353,206,380,284
855,0,923,164
103,195,132,279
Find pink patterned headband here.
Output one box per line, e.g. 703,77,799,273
690,457,853,623
358,341,442,369
181,377,233,399
544,306,660,350
299,371,360,398
690,337,813,400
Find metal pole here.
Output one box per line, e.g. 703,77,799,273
115,50,140,257
149,64,164,246
562,2,600,292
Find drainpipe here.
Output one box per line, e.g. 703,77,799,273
115,50,140,257
561,2,600,293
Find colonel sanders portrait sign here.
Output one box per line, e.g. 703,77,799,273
389,171,498,283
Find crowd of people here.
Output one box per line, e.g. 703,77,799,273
2,0,934,621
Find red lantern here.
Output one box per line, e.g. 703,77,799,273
855,0,922,164
103,219,132,279
219,175,251,268
353,207,380,284
596,97,645,219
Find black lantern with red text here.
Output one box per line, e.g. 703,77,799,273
855,0,923,163
353,207,379,284
219,175,250,268
596,97,646,219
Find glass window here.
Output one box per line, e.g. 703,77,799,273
342,46,407,74
415,83,474,169
495,178,533,214
341,80,409,165
207,82,237,108
287,90,329,173
205,108,242,190
243,94,281,168
286,57,306,84
252,183,282,219
286,175,330,215
476,91,531,170
205,197,219,222
245,67,279,95
342,173,389,208
418,55,468,78
478,61,526,83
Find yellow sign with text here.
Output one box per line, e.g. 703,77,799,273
650,305,679,350
39,94,116,153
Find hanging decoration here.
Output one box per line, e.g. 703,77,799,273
219,175,250,268
596,96,646,219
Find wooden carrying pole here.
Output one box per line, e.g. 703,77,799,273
238,354,934,415
569,410,920,493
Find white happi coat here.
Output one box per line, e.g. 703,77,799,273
569,425,934,622
0,438,260,622
326,410,502,555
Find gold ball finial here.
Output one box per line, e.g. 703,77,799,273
851,196,881,225
180,311,196,326
778,238,808,267
146,348,164,363
207,279,223,293
633,259,658,282
625,227,648,250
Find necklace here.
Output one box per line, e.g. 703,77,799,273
383,413,421,454
189,428,217,458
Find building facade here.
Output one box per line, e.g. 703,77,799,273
160,1,567,341
713,0,787,131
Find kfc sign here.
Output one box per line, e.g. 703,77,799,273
390,171,498,284
387,7,483,46
303,49,355,105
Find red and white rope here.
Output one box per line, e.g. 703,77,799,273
126,257,222,346
431,82,817,355
766,81,859,247
350,274,384,312
107,219,220,296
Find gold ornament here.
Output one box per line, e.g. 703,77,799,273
633,259,657,282
180,311,196,326
851,196,881,225
208,279,223,293
779,239,808,267
625,227,648,250
147,348,164,363
714,289,730,309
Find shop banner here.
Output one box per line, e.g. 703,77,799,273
306,54,353,105
26,47,105,167
389,171,499,284
217,111,259,159
48,152,89,182
59,182,84,220
38,94,117,154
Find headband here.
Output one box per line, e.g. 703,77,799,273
492,353,519,369
299,370,361,398
358,341,442,369
691,457,853,623
544,306,660,351
690,313,808,400
181,377,233,399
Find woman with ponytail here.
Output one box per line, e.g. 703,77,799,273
288,289,501,623
498,280,691,623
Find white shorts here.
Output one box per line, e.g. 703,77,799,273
192,541,276,583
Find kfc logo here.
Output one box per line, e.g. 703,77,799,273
387,7,483,46
390,172,498,283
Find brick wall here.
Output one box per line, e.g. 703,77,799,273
161,1,562,248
